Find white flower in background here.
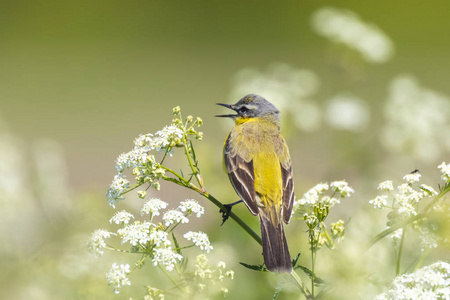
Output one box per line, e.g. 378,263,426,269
149,229,171,247
106,174,129,208
117,221,151,246
420,184,438,196
382,75,450,162
229,63,322,132
403,173,421,184
184,231,213,253
325,94,370,131
438,162,450,183
162,210,189,226
378,180,394,191
141,198,168,216
178,199,204,218
330,181,355,197
293,181,353,214
311,7,394,63
374,261,450,300
87,229,112,256
369,195,388,209
106,263,131,294
109,210,135,225
152,247,183,271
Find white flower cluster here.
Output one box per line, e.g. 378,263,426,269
293,181,354,212
369,168,442,250
382,75,450,162
438,162,450,183
117,221,152,246
311,7,394,63
374,261,450,300
152,248,183,272
88,197,214,294
192,254,234,296
110,210,135,225
178,199,204,217
106,263,131,294
184,231,213,253
106,121,186,208
140,198,168,216
370,172,438,214
87,229,112,256
106,174,129,208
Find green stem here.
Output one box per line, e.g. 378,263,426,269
122,183,142,195
158,265,184,292
291,270,312,299
414,248,430,271
183,141,202,187
396,228,406,276
321,224,334,249
310,233,316,298
104,245,145,254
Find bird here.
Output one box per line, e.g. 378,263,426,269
216,94,294,273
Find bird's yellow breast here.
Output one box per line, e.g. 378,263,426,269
227,117,284,208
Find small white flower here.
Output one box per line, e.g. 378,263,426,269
109,210,135,225
420,184,438,196
313,182,329,194
330,181,354,197
141,198,168,216
303,213,318,227
369,195,388,209
418,227,440,251
378,180,394,191
226,270,235,279
152,247,183,271
178,199,204,217
374,261,450,300
390,228,403,241
106,174,130,208
117,221,151,246
403,173,421,184
184,231,213,253
438,162,450,182
162,210,189,227
397,183,414,196
397,202,417,217
87,229,112,256
217,261,226,269
106,263,131,294
149,229,171,247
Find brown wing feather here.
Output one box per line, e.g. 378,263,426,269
224,136,259,215
281,163,294,224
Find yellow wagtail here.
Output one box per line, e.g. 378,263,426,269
216,94,294,273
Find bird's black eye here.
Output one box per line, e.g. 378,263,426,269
238,106,249,113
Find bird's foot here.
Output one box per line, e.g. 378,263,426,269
219,200,243,226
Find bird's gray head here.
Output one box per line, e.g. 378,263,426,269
216,94,280,122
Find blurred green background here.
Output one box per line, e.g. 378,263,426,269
1,0,449,299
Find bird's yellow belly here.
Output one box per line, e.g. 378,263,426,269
253,149,282,208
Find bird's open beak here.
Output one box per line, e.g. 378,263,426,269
215,103,237,118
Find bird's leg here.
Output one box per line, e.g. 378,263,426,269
220,200,243,225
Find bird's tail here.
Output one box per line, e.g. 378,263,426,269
259,211,292,273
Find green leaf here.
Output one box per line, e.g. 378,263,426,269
239,262,268,272
292,251,302,268
272,280,287,299
272,285,282,299
172,232,182,255
295,265,325,285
